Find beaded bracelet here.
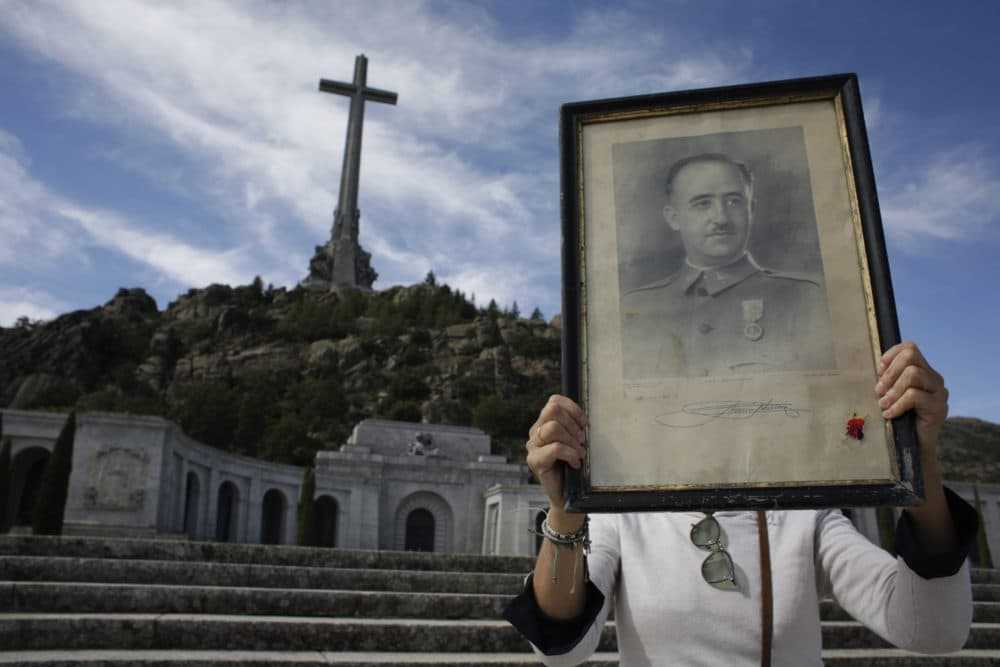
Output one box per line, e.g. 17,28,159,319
529,513,591,593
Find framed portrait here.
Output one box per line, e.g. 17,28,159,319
560,73,922,512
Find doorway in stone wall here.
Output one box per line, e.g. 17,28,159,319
260,488,286,545
11,447,50,526
404,508,435,552
315,495,338,548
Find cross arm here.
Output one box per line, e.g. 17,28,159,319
364,87,398,105
319,79,356,97
319,79,398,105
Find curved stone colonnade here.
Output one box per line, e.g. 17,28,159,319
0,410,539,555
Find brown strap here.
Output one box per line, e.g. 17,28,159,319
756,511,773,667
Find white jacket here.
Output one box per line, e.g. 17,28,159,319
527,507,973,666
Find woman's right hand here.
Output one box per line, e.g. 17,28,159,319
525,395,589,507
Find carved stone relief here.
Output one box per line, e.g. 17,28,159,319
83,445,149,511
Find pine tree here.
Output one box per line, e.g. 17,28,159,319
0,432,11,533
296,466,317,547
530,306,544,321
32,411,76,536
510,301,520,319
973,485,994,568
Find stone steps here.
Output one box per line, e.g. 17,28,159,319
0,556,524,594
821,623,1000,651
3,652,1000,667
0,536,996,665
0,582,513,619
3,649,1000,667
8,581,1000,625
972,570,1000,585
11,534,992,585
3,614,1000,653
820,599,1000,623
821,649,1000,665
0,614,613,652
972,584,1000,602
0,536,534,573
0,650,620,666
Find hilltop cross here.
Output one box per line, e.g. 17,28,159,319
304,54,397,291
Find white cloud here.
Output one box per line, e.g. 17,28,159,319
0,0,751,313
0,129,87,269
880,150,1000,245
54,204,251,288
0,287,67,327
0,130,257,296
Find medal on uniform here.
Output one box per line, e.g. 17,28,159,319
742,299,764,341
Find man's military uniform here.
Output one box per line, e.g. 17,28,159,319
620,254,835,379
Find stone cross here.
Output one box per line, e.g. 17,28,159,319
316,54,397,289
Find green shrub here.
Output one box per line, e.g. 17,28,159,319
204,284,233,306
277,299,353,342
386,400,423,423
0,433,11,533
472,395,538,443
876,506,896,554
388,371,431,402
23,382,80,411
974,486,994,568
296,467,317,547
260,413,321,466
507,330,560,360
170,382,240,451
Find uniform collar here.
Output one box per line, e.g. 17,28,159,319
683,253,761,296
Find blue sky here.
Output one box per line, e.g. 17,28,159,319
1,1,998,421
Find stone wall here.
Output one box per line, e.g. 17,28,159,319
1,409,529,556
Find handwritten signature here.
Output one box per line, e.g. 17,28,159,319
655,399,808,428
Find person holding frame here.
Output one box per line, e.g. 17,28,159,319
503,341,977,665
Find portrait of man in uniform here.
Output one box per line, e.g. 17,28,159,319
616,129,836,379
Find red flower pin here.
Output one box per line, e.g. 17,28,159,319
846,414,865,440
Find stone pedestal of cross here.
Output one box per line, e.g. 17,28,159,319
303,54,397,291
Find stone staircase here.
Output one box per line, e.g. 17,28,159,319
0,535,997,665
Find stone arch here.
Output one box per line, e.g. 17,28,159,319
394,491,452,553
260,488,287,545
11,447,50,526
183,471,201,539
215,481,240,542
315,495,339,548
405,508,435,552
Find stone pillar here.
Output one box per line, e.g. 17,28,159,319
285,488,297,546
206,467,221,541
247,476,262,544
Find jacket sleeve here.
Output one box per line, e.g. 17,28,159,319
503,513,621,665
815,488,977,654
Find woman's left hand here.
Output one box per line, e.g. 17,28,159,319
876,340,949,460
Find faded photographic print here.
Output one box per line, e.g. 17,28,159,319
614,128,836,380
561,76,920,511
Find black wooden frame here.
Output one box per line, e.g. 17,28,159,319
560,73,922,513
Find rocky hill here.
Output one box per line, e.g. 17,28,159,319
0,278,560,467
1,280,997,481
939,417,1000,483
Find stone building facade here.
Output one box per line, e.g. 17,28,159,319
0,409,538,554
3,408,997,563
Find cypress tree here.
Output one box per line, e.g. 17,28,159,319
32,411,76,536
0,434,11,533
973,485,994,568
876,505,896,554
296,466,317,547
